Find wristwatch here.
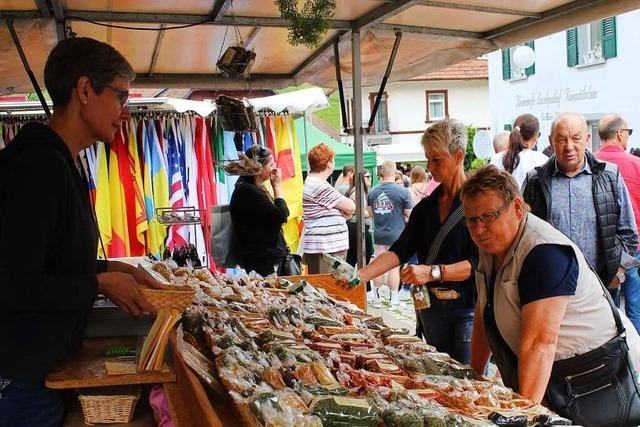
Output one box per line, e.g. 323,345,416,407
617,271,626,284
430,265,442,282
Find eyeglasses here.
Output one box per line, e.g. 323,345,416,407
364,174,372,179
464,201,509,227
619,128,634,136
104,85,130,107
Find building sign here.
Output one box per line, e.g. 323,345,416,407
515,84,598,110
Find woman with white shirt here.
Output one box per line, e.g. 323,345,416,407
490,114,548,188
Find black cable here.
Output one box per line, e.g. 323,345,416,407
65,14,215,31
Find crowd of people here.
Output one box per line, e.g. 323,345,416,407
232,110,640,424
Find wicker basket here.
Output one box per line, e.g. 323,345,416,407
140,288,195,312
78,389,140,425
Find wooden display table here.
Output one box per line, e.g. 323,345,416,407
45,337,175,389
284,273,366,310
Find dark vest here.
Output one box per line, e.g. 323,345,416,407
522,152,621,285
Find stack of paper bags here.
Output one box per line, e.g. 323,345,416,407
137,309,181,372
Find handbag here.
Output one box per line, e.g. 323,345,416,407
210,204,236,267
281,250,302,276
545,278,640,427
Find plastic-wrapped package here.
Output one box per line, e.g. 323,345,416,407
530,414,573,426
382,407,424,427
262,367,287,389
488,412,527,426
294,363,319,386
311,362,339,386
324,253,360,288
309,396,380,426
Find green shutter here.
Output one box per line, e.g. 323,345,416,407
567,28,578,67
504,124,512,131
602,17,617,59
502,49,511,80
525,40,535,76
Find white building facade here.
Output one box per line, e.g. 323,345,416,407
488,10,638,151
342,60,490,162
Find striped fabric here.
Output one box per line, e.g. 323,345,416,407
302,176,349,254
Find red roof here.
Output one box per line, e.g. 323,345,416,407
409,58,488,81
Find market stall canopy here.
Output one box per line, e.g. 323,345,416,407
295,117,377,173
0,87,328,116
375,140,426,163
0,0,639,95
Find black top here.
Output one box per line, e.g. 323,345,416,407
0,122,108,384
389,185,478,309
229,179,289,264
518,244,578,306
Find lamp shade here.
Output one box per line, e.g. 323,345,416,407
512,45,535,69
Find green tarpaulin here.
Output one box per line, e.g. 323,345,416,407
295,118,377,178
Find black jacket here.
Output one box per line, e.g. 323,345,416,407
522,152,625,285
229,179,289,265
0,123,107,384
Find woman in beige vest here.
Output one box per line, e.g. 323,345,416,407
461,165,640,425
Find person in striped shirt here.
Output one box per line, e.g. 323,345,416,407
302,143,356,274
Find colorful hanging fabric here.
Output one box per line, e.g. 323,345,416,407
274,116,296,180
109,127,131,257
194,116,217,268
95,141,112,258
166,120,188,251
279,115,304,252
143,120,167,259
127,118,148,256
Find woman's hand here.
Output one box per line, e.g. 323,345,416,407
97,272,157,317
400,264,433,285
270,167,282,188
108,261,165,289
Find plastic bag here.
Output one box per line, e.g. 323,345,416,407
488,412,527,426
310,396,380,426
324,253,360,288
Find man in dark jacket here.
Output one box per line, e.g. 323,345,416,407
0,38,162,427
522,112,638,306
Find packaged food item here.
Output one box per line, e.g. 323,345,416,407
530,414,573,426
310,362,339,386
411,285,431,310
304,315,344,328
488,412,528,426
324,253,361,288
294,363,319,385
310,396,380,426
382,407,424,427
262,367,286,389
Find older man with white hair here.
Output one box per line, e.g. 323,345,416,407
522,112,639,306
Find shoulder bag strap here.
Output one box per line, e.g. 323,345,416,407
425,204,464,265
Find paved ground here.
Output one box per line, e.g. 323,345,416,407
366,286,416,331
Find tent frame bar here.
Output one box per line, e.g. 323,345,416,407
6,18,51,117
333,38,348,135
368,30,402,131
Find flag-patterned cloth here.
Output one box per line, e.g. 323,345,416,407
95,141,111,258
127,118,148,255
109,128,130,257
166,120,188,251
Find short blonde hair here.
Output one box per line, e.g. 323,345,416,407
421,119,468,155
410,166,427,184
461,165,525,209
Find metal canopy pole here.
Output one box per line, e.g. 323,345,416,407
6,19,51,118
368,30,402,131
351,30,366,270
333,39,348,134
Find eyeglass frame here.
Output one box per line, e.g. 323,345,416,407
104,84,130,107
464,200,510,228
618,128,634,136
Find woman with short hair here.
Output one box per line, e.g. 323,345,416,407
357,119,478,363
462,165,640,423
302,143,356,274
